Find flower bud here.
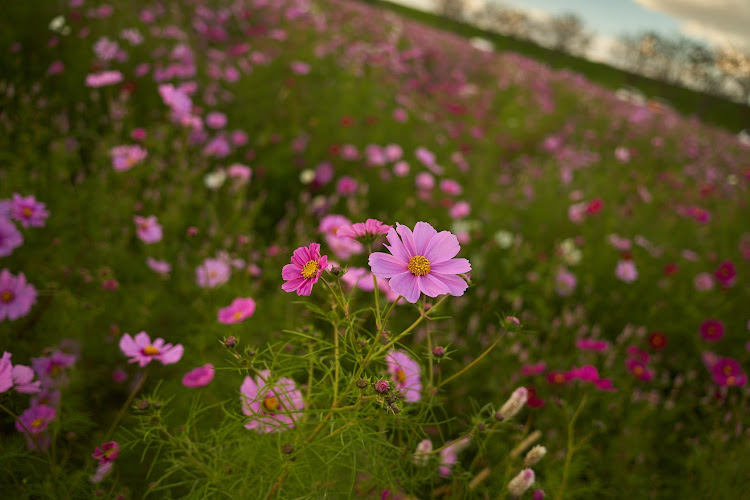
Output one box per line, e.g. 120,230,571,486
508,468,535,497
497,387,528,420
356,378,369,389
374,379,390,394
432,346,446,358
532,489,545,500
281,443,294,455
329,266,344,278
524,445,547,467
224,336,238,349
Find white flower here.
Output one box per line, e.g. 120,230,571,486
204,169,226,189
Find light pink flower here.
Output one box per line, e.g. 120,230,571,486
133,215,162,243
196,258,231,288
0,269,37,321
182,364,215,388
319,215,363,260
369,222,471,303
0,217,23,257
337,219,391,244
217,297,256,324
615,260,638,283
240,370,304,433
8,194,49,227
146,257,171,275
110,145,147,171
119,331,183,367
85,70,123,87
385,349,422,403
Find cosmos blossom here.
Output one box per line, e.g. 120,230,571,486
281,243,328,296
0,269,37,321
196,258,231,288
119,331,183,367
369,222,471,304
8,194,49,228
133,215,162,243
111,145,147,171
217,297,256,324
385,349,422,403
92,441,120,465
336,219,391,244
240,370,304,433
710,358,746,387
182,364,215,388
0,217,23,257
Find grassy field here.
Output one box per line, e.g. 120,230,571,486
0,0,749,498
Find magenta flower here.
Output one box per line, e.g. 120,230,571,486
713,260,736,287
0,218,23,256
385,349,422,403
521,362,547,376
8,194,49,228
0,269,37,321
281,243,328,296
85,70,123,87
575,339,610,352
337,219,391,244
146,257,171,275
16,404,56,435
119,331,183,367
700,319,724,342
711,358,746,387
625,359,653,381
555,268,577,297
111,145,147,171
196,258,231,288
182,364,215,388
569,365,599,382
0,352,37,393
369,222,471,304
240,370,304,433
0,352,11,392
92,441,120,465
438,437,470,477
319,215,363,259
133,215,162,244
217,297,256,324
31,350,77,387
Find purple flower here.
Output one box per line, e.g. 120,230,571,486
111,145,147,171
0,217,23,256
281,243,328,296
12,364,41,393
555,268,577,297
133,215,162,243
385,350,422,403
240,370,304,433
0,352,12,392
16,404,56,435
182,364,215,388
711,358,746,387
0,269,37,321
85,70,123,87
31,350,77,387
9,194,49,227
196,258,231,288
119,331,183,367
92,441,120,465
369,222,471,303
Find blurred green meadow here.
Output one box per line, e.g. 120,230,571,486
0,0,749,498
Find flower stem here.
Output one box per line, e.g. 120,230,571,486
105,369,148,441
438,335,502,388
556,393,588,500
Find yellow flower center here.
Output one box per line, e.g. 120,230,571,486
31,418,44,429
396,369,406,383
0,290,13,303
22,207,33,217
143,345,159,356
233,311,244,320
724,365,733,375
727,376,736,386
104,447,118,458
633,366,644,376
263,396,279,412
301,260,319,279
553,373,566,384
407,255,431,276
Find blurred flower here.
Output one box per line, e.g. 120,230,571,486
0,217,23,257
337,219,391,244
694,272,715,291
240,370,304,433
0,269,37,321
369,222,471,304
438,436,470,477
218,297,256,324
92,441,119,465
182,364,215,388
508,468,535,497
497,387,528,420
133,215,162,244
555,268,577,297
16,404,56,447
146,257,171,275
713,260,736,288
110,145,147,171
319,215,363,260
575,339,609,352
85,70,123,87
385,349,422,403
493,230,514,249
700,319,724,342
615,260,638,283
119,331,183,367
8,194,49,227
413,439,432,466
31,350,76,387
625,359,653,381
648,332,667,350
711,358,746,387
196,258,231,288
281,243,327,296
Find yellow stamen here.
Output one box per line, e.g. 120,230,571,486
407,255,431,276
633,366,644,376
31,418,44,429
233,311,244,320
724,365,733,375
263,396,279,412
22,207,33,218
301,260,319,279
727,376,736,386
396,369,406,383
143,345,159,356
0,290,13,303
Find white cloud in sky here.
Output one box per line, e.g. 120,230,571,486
634,0,750,49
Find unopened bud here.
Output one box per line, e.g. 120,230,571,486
329,266,344,278
532,489,546,500
505,316,520,326
432,346,446,358
356,378,368,389
508,468,535,497
497,387,528,420
524,445,547,467
136,400,150,411
281,443,294,455
224,336,237,348
374,379,390,394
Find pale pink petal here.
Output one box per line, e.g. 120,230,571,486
413,221,438,255
423,231,460,264
417,274,451,297
369,252,407,278
396,224,417,256
389,272,420,303
430,258,471,274
431,273,468,296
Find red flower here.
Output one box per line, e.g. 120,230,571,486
648,332,667,350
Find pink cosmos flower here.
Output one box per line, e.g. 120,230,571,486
16,404,56,437
319,215,363,260
615,260,638,283
337,219,391,245
8,194,49,227
415,172,435,190
146,257,171,275
111,145,147,171
0,352,12,392
438,437,470,477
711,358,746,387
449,201,471,219
569,365,600,382
0,352,40,394
521,362,547,376
281,243,328,296
119,331,183,367
240,370,304,433
713,260,736,287
217,297,256,324
594,379,617,391
196,258,231,288
205,111,227,129
290,61,310,74
625,359,653,381
700,319,724,342
369,222,471,304
385,350,422,403
227,164,252,183
133,215,162,243
92,441,120,465
575,339,610,352
85,70,123,87
440,179,463,196
694,272,715,291
0,269,37,321
182,364,215,388
0,217,23,256
555,269,577,297
393,161,410,177
31,350,76,387
158,84,192,118
336,176,358,195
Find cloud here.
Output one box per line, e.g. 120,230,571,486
634,0,750,49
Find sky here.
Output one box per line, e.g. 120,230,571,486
391,0,750,63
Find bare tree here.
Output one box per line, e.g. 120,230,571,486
716,46,750,104
547,13,592,55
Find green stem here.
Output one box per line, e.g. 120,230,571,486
332,320,340,404
105,369,149,441
556,393,588,500
439,335,503,388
